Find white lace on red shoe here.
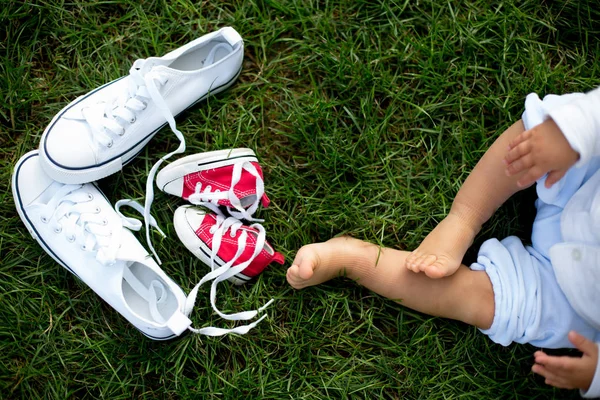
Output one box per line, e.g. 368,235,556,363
172,206,285,335
187,158,265,221
156,148,270,224
185,213,274,334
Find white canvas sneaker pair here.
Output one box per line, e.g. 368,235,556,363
12,27,269,339
156,149,285,330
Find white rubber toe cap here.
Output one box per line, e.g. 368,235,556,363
156,169,184,197
43,119,97,169
174,205,206,233
14,151,57,206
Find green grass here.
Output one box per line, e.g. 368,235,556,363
1,0,599,398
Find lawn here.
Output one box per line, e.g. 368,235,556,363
1,0,599,398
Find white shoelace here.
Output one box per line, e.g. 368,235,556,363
81,64,166,149
187,159,266,222
38,185,167,324
184,213,274,335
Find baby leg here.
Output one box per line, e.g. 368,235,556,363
406,120,530,278
287,236,494,329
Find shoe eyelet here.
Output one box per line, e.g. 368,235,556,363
230,232,236,238
107,140,113,148
130,116,136,123
40,216,49,223
209,227,216,235
87,193,93,200
102,218,108,226
95,206,101,214
119,128,126,136
81,245,87,251
67,235,75,243
54,226,62,233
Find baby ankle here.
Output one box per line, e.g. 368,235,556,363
447,207,482,237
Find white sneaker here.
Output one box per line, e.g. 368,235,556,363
39,26,243,184
12,150,192,340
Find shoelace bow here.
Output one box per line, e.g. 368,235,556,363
184,213,274,335
187,159,266,222
38,185,168,323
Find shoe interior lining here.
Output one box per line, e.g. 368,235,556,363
122,262,178,323
240,194,256,208
169,40,236,71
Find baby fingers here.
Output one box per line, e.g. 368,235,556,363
507,129,532,150
516,166,545,188
505,154,534,176
532,364,568,388
504,141,533,171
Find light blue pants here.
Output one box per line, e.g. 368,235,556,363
470,92,600,348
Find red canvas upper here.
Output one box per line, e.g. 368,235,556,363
195,213,284,278
182,162,270,209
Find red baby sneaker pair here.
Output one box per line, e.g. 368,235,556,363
156,149,283,333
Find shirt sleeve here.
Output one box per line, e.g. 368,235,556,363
547,86,600,167
581,344,600,398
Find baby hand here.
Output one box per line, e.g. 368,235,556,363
532,331,598,391
504,118,579,188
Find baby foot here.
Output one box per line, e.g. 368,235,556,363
405,213,477,279
287,236,365,289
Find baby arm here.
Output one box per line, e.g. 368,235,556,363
532,331,600,397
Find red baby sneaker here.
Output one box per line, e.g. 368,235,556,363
173,205,284,285
174,205,284,328
156,148,269,221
